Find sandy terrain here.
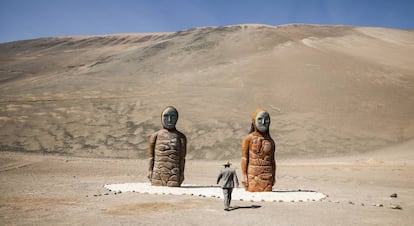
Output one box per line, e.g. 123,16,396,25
0,23,414,225
1,24,413,160
1,138,413,225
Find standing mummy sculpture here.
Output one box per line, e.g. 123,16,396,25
148,106,187,187
241,109,276,192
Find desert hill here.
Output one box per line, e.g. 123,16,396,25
0,24,413,159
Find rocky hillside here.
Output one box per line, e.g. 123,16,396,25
1,24,413,159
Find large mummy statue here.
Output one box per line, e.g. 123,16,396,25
148,106,187,187
241,109,276,192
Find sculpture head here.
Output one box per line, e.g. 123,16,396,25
161,106,179,130
251,108,270,134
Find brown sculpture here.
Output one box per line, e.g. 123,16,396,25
148,106,187,187
241,109,276,192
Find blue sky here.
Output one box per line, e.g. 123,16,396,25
1,0,413,43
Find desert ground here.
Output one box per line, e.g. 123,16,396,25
1,139,413,225
1,24,414,225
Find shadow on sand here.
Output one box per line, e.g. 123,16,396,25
180,185,221,188
273,189,317,193
226,205,262,211
180,186,317,192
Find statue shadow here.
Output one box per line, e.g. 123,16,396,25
179,187,317,192
273,189,317,193
180,185,221,188
227,205,262,211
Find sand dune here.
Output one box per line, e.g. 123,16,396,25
0,24,413,159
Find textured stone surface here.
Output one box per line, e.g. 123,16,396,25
241,109,276,192
148,107,187,187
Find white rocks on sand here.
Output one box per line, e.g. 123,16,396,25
104,183,326,202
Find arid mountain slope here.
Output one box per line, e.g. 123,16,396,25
1,24,413,159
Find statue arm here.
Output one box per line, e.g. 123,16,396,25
148,132,157,179
241,136,250,188
180,134,187,183
272,141,276,185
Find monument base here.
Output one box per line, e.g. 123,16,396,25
104,183,327,202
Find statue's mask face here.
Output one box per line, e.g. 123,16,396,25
255,111,270,133
162,107,178,129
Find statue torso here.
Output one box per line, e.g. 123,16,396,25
154,129,182,160
151,129,184,187
246,133,275,192
248,135,274,166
